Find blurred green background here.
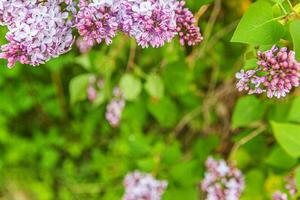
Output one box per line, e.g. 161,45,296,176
1,0,299,199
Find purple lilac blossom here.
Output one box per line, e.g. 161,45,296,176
86,75,104,102
118,0,202,48
105,87,125,127
236,46,300,98
118,0,178,48
272,191,288,200
285,174,297,197
0,0,74,68
176,1,203,46
123,171,168,200
76,37,94,53
0,0,202,67
201,157,245,200
75,0,119,46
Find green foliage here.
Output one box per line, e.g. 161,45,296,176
120,74,142,101
144,74,165,99
288,95,300,123
2,0,300,199
265,145,298,170
69,74,91,105
271,122,300,158
232,96,265,129
231,1,284,45
290,20,300,61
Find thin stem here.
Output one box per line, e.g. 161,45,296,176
279,2,288,15
286,0,300,17
172,106,202,138
287,0,294,10
194,4,210,24
51,70,68,121
127,38,136,71
229,125,267,161
187,0,221,67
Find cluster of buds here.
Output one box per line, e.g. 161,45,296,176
123,171,168,200
236,46,300,98
201,157,245,200
0,0,202,68
105,87,125,127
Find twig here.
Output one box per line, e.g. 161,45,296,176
127,38,136,71
187,0,222,66
286,0,300,17
51,70,68,121
229,125,267,161
194,5,210,24
172,106,202,137
205,20,239,52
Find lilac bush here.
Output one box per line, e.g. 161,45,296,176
123,171,167,200
201,157,245,200
236,46,300,99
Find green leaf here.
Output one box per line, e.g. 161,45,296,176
231,1,284,45
265,145,297,170
170,161,198,187
163,61,192,95
288,95,300,123
232,148,252,169
75,54,92,71
186,0,213,12
144,74,164,99
161,143,182,165
147,97,178,128
232,96,265,128
240,170,265,200
120,74,142,101
271,0,284,3
290,20,300,61
164,188,197,200
244,58,258,70
271,122,300,158
69,74,90,105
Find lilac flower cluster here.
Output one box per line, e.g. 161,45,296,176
123,171,168,200
76,0,202,48
76,0,119,46
236,46,300,98
86,75,104,102
201,157,245,200
105,87,125,127
117,0,178,48
176,1,203,46
0,0,202,68
285,175,297,197
272,191,288,200
0,0,74,68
